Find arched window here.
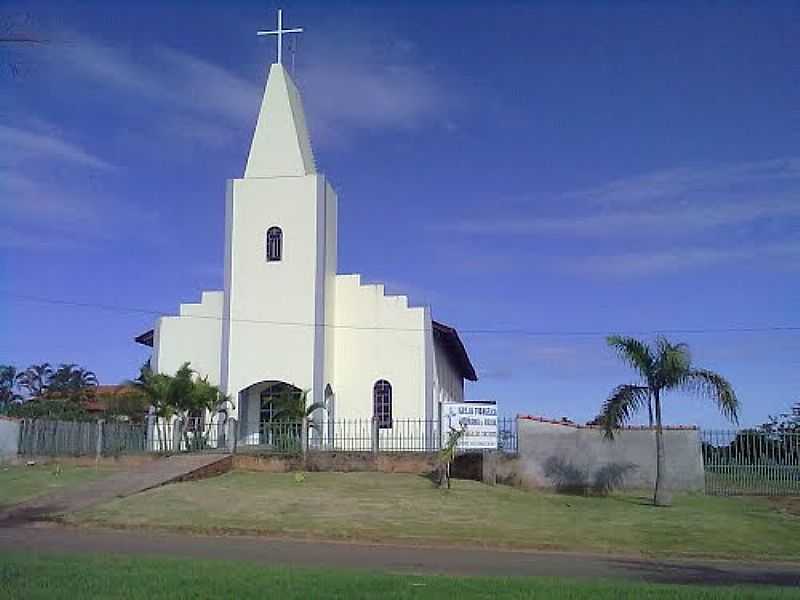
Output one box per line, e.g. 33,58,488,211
373,380,392,429
266,226,282,262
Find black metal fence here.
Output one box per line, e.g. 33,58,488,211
701,429,800,496
237,417,519,455
16,416,519,458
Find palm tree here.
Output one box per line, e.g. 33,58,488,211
47,364,98,401
126,364,179,452
270,387,324,422
16,363,53,398
598,336,739,506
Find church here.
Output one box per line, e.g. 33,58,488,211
135,16,477,448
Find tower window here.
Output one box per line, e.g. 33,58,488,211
266,226,283,262
373,380,392,429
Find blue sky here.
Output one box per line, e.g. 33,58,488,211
1,0,798,428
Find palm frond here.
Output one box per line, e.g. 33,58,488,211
652,337,691,390
606,336,655,383
598,384,650,439
681,368,740,424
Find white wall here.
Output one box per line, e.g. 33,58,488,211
154,291,223,384
221,174,332,416
333,275,429,422
508,419,705,492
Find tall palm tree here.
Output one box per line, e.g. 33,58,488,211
598,336,739,506
47,364,98,400
16,363,53,398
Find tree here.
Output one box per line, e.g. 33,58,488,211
47,363,98,401
126,362,233,452
0,365,21,411
438,424,466,489
101,387,150,424
270,387,324,422
597,336,739,506
16,363,53,398
126,363,178,452
762,402,800,434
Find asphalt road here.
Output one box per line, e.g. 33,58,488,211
1,524,798,587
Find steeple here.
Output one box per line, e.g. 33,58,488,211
244,63,316,178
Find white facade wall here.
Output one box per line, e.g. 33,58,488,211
154,291,223,384
332,274,431,422
221,175,333,416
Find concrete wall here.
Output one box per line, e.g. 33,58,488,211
154,291,223,384
499,419,704,492
0,417,19,463
333,274,430,422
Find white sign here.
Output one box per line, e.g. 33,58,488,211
441,402,498,450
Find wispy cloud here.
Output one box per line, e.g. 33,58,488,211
442,195,800,237
560,239,800,276
565,158,800,208
0,124,114,170
436,158,800,238
301,62,447,143
45,29,452,149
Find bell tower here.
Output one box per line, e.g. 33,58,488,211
220,61,338,416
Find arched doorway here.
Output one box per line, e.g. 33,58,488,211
258,381,303,446
237,380,302,448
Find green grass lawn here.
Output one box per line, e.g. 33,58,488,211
0,463,118,509
71,471,800,561
0,552,794,600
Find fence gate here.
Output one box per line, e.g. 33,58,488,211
701,430,800,496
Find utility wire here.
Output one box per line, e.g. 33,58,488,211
3,292,800,337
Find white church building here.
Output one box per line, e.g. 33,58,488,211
135,18,477,448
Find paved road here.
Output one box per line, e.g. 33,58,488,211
0,454,231,524
1,524,798,587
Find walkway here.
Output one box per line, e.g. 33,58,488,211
0,454,231,524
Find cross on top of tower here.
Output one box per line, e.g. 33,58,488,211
257,8,303,66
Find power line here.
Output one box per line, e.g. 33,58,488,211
3,292,800,337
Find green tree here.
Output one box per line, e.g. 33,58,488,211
16,362,53,398
126,363,179,452
47,363,98,402
762,402,800,434
270,388,324,422
126,362,233,452
598,336,739,506
438,424,466,489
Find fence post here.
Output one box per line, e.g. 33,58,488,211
172,418,182,454
301,417,309,462
372,418,379,454
30,420,38,457
226,418,238,454
95,419,105,461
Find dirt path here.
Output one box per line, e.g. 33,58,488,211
1,524,798,586
0,454,231,524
